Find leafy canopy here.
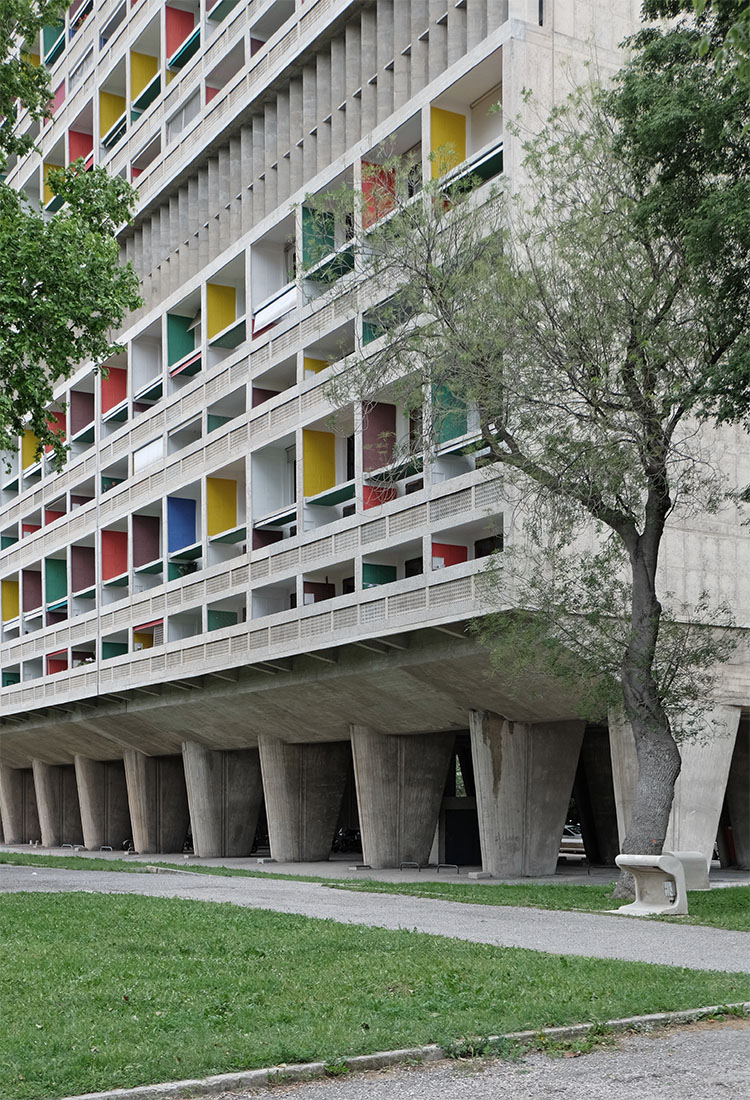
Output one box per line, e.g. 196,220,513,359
0,0,141,464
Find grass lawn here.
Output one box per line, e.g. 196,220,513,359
2,851,747,931
0,893,749,1100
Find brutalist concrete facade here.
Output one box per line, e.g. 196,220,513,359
1,0,747,872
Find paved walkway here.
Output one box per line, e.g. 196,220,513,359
212,1020,750,1100
2,861,748,973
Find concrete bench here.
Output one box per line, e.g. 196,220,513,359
613,852,688,916
671,850,710,890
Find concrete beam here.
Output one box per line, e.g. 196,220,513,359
182,743,263,858
31,760,83,848
350,725,454,868
123,750,190,854
469,711,585,877
259,738,350,862
74,756,131,851
609,704,741,864
0,766,40,844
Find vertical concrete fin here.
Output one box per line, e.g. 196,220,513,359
32,760,83,848
0,766,40,844
124,751,190,854
75,756,131,851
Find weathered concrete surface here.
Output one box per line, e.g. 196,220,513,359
469,711,585,876
351,726,454,868
75,756,131,851
182,744,262,858
0,766,39,844
123,751,190,854
259,738,349,862
31,760,83,848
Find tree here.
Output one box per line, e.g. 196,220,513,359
693,0,750,84
0,0,141,462
323,12,750,890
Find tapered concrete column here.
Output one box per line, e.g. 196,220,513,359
350,726,454,868
123,750,190,854
182,743,263,858
0,766,40,844
31,760,83,848
259,738,350,862
609,704,741,864
725,720,749,869
74,757,131,851
469,711,585,877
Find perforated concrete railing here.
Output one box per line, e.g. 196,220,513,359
2,282,360,571
0,475,502,685
1,561,486,714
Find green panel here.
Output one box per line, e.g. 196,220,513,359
208,0,240,21
362,562,398,588
167,314,195,366
207,414,230,433
2,671,20,687
207,609,238,631
1,535,18,549
433,384,467,443
102,641,128,660
168,560,198,581
101,475,123,493
45,558,67,603
363,318,384,345
302,206,335,266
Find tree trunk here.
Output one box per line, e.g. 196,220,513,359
612,537,682,900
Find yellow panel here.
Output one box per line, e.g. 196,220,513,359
2,580,19,621
43,162,62,205
130,51,159,99
206,283,236,340
22,429,39,469
22,52,40,67
166,68,177,85
133,632,154,650
430,106,467,178
304,357,328,375
303,430,336,497
99,91,126,137
206,477,237,536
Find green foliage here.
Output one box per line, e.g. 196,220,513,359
0,1,68,164
0,168,141,461
0,0,143,463
0,892,748,1099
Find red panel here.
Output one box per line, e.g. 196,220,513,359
205,85,220,103
165,6,195,56
22,523,40,538
362,162,396,229
431,542,468,568
102,367,127,413
49,82,66,118
22,571,42,612
71,545,95,592
69,129,93,161
362,401,396,472
363,485,397,510
47,654,68,675
252,387,279,407
101,530,128,580
45,409,66,453
44,510,64,525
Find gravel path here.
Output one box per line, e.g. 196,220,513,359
212,1020,750,1100
2,863,749,973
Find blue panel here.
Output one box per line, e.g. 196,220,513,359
167,496,197,553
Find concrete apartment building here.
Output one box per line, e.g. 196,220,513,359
0,0,747,875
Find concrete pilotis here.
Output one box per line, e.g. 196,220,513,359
182,743,263,858
0,766,40,844
123,750,190,853
258,738,350,862
74,756,131,851
469,711,585,877
31,760,83,848
350,725,454,868
609,704,742,864
725,720,749,868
